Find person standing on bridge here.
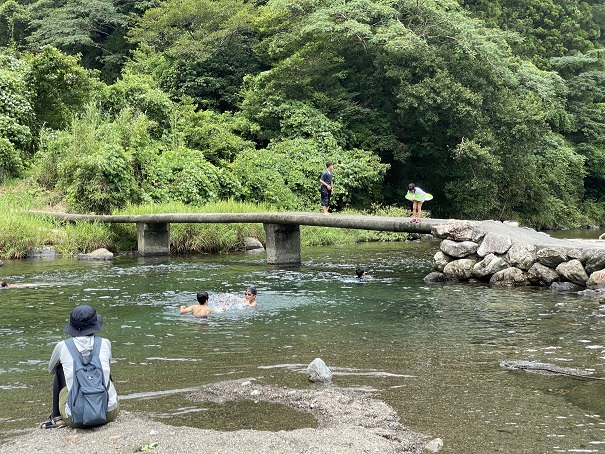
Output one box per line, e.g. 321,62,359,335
320,162,334,216
406,183,433,223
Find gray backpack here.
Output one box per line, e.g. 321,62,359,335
65,337,109,426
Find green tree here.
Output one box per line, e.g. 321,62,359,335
25,46,100,132
0,52,33,177
127,0,264,111
27,0,128,78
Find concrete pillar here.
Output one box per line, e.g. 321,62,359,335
136,222,170,256
264,223,301,265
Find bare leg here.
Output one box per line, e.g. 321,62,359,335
417,201,423,221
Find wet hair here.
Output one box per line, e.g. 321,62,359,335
246,286,257,296
196,291,209,304
408,183,416,192
355,267,365,279
326,161,333,168
0,280,7,287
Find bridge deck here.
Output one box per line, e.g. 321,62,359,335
31,211,447,233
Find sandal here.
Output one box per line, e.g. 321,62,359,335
39,414,66,429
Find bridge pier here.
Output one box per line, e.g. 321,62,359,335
137,222,170,256
264,223,301,265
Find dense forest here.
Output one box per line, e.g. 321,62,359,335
1,0,604,228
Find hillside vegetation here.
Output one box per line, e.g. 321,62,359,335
0,0,604,234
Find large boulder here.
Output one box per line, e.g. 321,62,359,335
555,260,588,286
78,248,114,261
477,232,512,257
432,251,452,272
536,247,567,268
583,250,605,275
489,267,530,286
440,240,479,258
527,263,560,286
506,243,537,270
306,358,332,383
472,254,509,280
432,221,485,242
443,258,477,280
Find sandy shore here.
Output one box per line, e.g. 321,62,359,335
0,379,438,453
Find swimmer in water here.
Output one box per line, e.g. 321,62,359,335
355,266,366,281
0,280,40,289
180,291,220,318
219,287,258,308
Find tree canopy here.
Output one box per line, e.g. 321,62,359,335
0,0,603,226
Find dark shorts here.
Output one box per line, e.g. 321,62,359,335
320,187,331,207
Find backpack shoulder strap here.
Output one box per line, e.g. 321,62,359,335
64,338,82,366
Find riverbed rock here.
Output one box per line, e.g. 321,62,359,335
78,248,114,261
0,259,3,266
506,243,537,270
27,246,59,259
536,247,567,268
244,237,264,251
583,250,605,275
443,258,477,280
424,437,444,452
440,240,479,258
527,263,560,286
306,358,332,383
489,267,529,286
424,271,448,283
477,232,512,257
472,254,509,280
432,251,453,272
555,260,588,286
432,221,485,242
550,281,583,292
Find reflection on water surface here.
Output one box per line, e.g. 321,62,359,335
2,241,605,453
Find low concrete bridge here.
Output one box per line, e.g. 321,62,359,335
32,211,447,265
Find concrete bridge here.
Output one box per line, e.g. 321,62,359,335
32,211,447,265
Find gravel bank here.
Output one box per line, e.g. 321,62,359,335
1,379,436,453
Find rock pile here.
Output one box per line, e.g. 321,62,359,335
425,220,605,289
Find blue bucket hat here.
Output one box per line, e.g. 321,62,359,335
64,305,103,337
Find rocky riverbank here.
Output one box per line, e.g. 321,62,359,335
0,379,441,453
425,220,605,291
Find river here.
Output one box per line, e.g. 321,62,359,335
1,240,605,453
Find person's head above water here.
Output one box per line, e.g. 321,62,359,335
355,266,366,279
196,291,209,305
245,287,257,297
0,280,7,288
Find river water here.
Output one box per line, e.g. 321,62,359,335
2,240,605,453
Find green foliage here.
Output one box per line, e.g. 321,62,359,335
0,52,33,176
24,46,100,131
96,72,174,137
0,0,30,50
459,0,600,68
33,104,139,213
127,0,262,111
154,146,229,205
27,0,128,77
